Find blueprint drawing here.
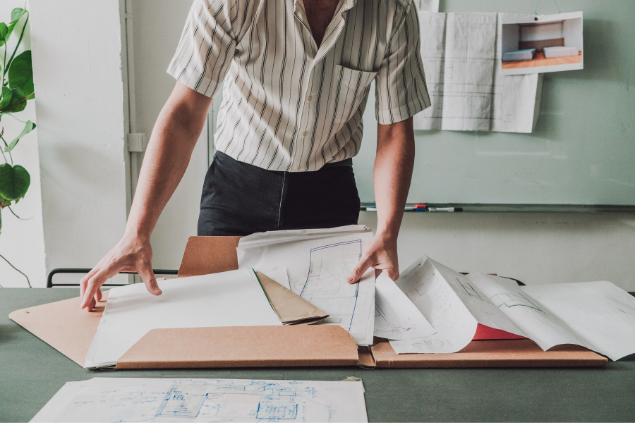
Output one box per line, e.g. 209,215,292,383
414,12,543,133
237,227,376,345
32,378,368,423
301,241,362,329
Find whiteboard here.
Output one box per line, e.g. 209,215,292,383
353,0,635,206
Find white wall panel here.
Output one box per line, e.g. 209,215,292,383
30,0,129,284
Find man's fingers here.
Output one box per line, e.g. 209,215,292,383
138,262,162,296
80,266,100,299
81,264,118,310
384,267,399,281
81,276,103,311
346,255,374,284
95,288,103,302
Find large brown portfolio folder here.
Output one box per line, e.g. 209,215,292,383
9,236,608,369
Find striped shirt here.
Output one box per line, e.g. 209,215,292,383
167,0,431,172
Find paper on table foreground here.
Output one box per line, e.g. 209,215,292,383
84,268,282,369
238,225,375,345
414,12,543,133
380,256,635,360
31,377,368,423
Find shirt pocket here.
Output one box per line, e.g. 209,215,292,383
329,65,378,124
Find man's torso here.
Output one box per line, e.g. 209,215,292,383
169,0,414,171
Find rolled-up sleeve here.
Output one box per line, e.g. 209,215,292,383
167,0,238,98
375,2,431,124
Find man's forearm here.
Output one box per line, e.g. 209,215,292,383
125,83,212,239
373,118,415,241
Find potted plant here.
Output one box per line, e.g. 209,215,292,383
0,7,35,287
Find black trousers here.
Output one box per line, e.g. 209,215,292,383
198,152,361,236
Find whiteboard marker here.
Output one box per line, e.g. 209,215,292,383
428,207,463,212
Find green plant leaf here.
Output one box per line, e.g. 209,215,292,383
0,87,28,113
8,51,34,97
0,164,30,201
7,8,26,40
0,23,8,47
11,8,24,24
0,86,13,110
4,120,35,152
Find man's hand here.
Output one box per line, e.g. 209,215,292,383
346,234,399,283
80,235,161,311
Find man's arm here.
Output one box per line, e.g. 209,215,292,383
346,117,414,283
80,82,213,310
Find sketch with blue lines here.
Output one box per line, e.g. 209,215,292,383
236,227,376,345
298,240,375,345
32,378,368,423
301,241,362,329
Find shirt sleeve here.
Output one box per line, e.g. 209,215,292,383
375,2,431,124
167,0,239,98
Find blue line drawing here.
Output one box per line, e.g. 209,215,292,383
256,403,298,420
38,378,367,422
299,240,362,332
155,385,207,418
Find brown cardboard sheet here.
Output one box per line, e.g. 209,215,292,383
178,236,241,277
117,326,359,369
255,271,328,325
9,292,109,367
370,339,607,368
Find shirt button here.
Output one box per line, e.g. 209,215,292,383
297,165,302,170
307,96,312,102
302,131,308,136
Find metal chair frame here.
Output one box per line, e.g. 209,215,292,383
46,268,179,288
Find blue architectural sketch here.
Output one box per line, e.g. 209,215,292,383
300,240,362,332
34,378,367,423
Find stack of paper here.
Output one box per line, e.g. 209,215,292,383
376,256,635,360
32,377,368,422
238,225,376,345
84,269,282,369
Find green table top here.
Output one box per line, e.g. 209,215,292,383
1,288,634,422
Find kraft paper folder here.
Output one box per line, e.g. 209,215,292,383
10,236,607,369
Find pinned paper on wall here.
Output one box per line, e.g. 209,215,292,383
500,12,584,75
416,0,439,12
413,12,543,133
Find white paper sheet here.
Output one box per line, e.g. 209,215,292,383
414,12,543,133
84,269,282,369
522,281,635,361
466,273,588,351
261,267,291,290
390,257,477,354
383,256,635,359
237,226,375,345
32,377,368,423
374,273,436,340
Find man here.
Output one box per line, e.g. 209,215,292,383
80,0,430,310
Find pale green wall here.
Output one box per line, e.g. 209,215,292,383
354,0,635,205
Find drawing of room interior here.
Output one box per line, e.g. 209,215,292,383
502,18,583,68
